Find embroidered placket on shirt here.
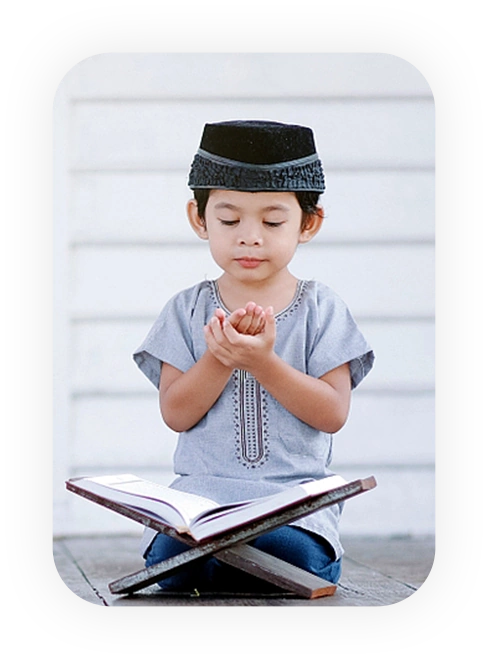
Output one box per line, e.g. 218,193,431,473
233,370,269,468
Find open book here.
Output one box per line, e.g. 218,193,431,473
66,473,376,542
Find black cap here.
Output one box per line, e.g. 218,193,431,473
188,120,325,192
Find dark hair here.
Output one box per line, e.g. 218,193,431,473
193,189,321,229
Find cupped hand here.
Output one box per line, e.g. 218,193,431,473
213,302,266,335
204,306,275,371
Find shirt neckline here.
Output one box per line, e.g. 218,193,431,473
209,279,307,319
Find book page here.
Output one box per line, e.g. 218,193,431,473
84,475,219,525
189,474,350,540
299,475,347,496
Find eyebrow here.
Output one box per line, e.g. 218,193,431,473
213,202,291,213
213,202,241,211
262,204,291,213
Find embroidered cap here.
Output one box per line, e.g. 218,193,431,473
188,120,325,193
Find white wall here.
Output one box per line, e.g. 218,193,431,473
53,53,434,537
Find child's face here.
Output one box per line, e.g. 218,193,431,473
188,190,322,285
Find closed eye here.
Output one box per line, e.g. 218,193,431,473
219,219,239,226
264,221,285,227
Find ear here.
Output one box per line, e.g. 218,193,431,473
298,207,324,244
187,199,208,240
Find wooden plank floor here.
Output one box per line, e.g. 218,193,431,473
53,534,434,607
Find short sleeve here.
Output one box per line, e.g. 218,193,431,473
133,290,198,390
307,284,374,389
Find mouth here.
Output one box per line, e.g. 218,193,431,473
235,257,264,269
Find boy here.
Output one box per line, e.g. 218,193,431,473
134,120,374,591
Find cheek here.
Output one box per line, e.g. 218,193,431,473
207,236,229,265
276,233,301,255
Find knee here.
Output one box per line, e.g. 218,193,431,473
252,526,342,583
252,526,318,567
144,533,188,568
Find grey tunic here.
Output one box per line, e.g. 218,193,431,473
133,279,374,559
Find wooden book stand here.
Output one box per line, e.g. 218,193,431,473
66,476,376,599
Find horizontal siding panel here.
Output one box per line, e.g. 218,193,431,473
70,244,434,318
70,320,153,393
70,245,220,317
72,397,177,468
71,319,434,393
71,171,195,243
362,320,434,391
71,393,433,469
334,392,434,465
324,170,434,242
71,99,434,170
60,53,432,99
293,245,434,318
71,170,434,244
338,466,434,535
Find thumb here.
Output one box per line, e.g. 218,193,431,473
222,317,240,340
264,306,275,332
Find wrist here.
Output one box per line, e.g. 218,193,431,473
204,347,234,375
248,350,280,383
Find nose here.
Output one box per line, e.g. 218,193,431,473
238,222,263,246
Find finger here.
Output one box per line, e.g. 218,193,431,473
239,302,262,335
222,318,244,345
254,319,265,335
214,308,227,326
232,303,255,334
235,317,252,334
203,323,217,352
245,301,257,314
205,320,233,353
204,325,233,366
209,315,228,343
263,306,275,334
249,305,265,335
227,308,245,324
204,317,222,348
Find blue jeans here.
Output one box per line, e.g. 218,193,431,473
145,526,342,592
